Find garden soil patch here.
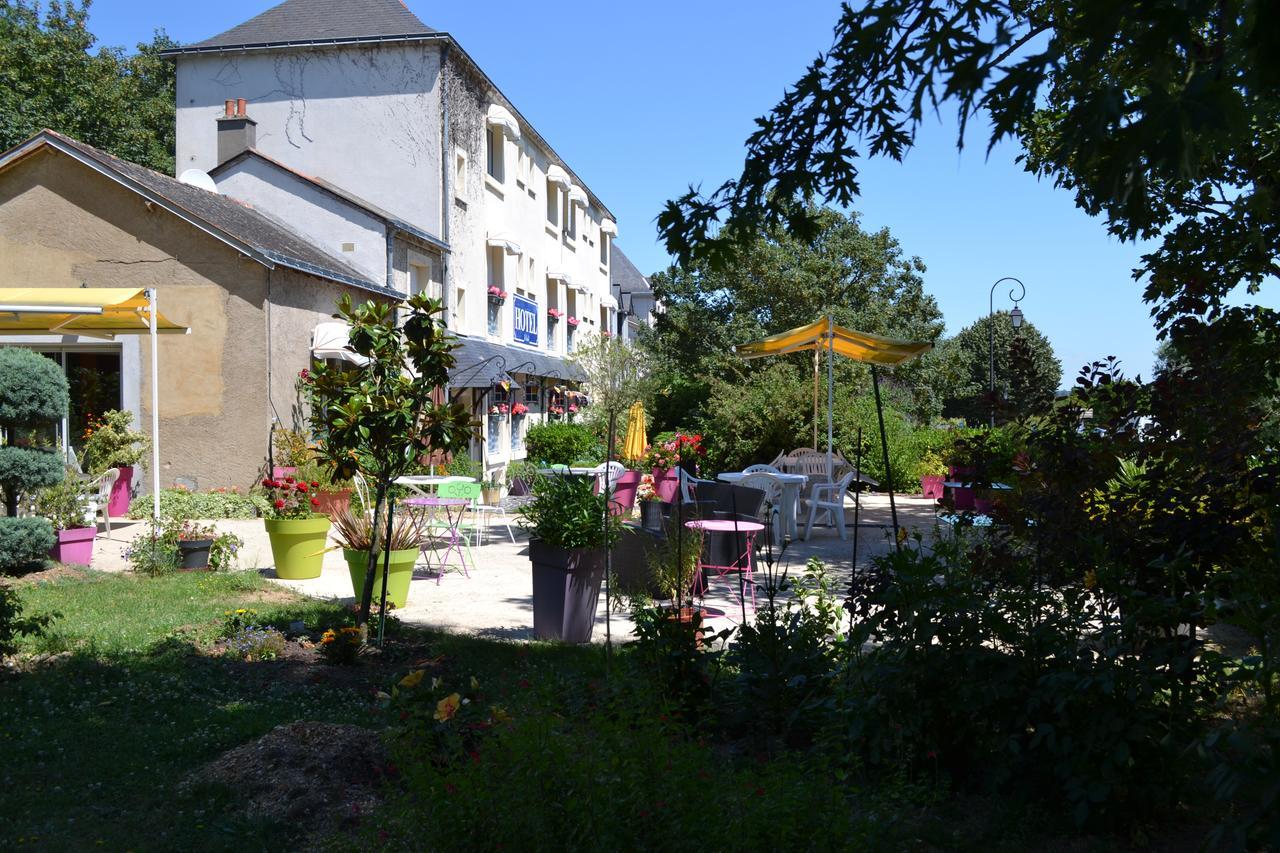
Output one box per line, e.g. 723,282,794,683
183,721,392,845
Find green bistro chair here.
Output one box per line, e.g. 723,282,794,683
426,480,480,579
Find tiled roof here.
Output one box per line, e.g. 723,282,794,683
169,0,435,53
610,244,651,297
13,130,395,297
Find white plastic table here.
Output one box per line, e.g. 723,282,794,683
717,471,808,540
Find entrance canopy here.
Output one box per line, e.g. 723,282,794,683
0,288,186,338
735,317,932,365
0,287,189,523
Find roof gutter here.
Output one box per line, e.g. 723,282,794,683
160,31,449,57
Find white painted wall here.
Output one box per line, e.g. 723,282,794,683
175,43,444,240
214,157,388,283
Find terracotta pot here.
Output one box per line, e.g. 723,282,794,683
49,527,95,566
313,488,352,519
107,466,132,517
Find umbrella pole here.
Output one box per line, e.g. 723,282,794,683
870,366,901,551
826,318,834,481
852,426,861,581
148,288,161,524
813,347,819,450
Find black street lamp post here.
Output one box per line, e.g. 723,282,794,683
988,277,1026,428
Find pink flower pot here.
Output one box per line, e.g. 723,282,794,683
652,468,679,503
50,526,95,566
974,497,995,515
272,465,297,480
605,470,641,516
920,475,945,500
107,465,133,517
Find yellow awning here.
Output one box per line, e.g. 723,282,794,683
735,317,932,366
0,288,188,337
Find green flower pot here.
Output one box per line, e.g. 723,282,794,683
344,548,419,609
264,516,332,580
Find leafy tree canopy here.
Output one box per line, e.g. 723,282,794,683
658,0,1278,328
940,312,1062,425
0,0,177,173
642,205,953,428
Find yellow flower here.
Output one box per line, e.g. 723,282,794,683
399,669,425,689
434,693,462,722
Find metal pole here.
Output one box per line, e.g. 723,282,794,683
826,316,834,481
813,347,819,449
147,289,161,523
851,426,862,580
987,277,1026,429
870,366,901,551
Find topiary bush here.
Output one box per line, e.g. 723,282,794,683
126,488,267,520
0,348,68,517
0,517,56,572
525,422,600,465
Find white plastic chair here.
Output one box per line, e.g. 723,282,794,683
738,472,784,544
85,467,119,538
593,461,626,494
803,470,858,540
469,481,514,548
743,463,783,475
677,467,716,504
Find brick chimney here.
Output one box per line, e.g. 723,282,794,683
216,98,257,165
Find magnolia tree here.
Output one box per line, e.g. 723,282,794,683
307,294,476,632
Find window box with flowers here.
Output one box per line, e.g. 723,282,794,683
486,286,508,304
547,308,564,324
260,476,331,579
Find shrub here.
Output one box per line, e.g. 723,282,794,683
518,474,619,549
80,409,149,475
224,625,287,661
0,347,68,521
0,584,55,656
0,517,55,573
525,422,599,465
127,488,266,520
121,534,179,577
831,394,919,491
695,362,811,472
32,473,92,531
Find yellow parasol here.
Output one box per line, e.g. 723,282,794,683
622,401,647,462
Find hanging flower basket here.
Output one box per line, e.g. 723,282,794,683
512,403,529,416
486,286,508,304
566,316,580,327
547,308,564,324
488,403,511,416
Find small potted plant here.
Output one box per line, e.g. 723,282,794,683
80,410,150,517
913,449,948,499
636,472,663,531
260,475,330,579
481,474,503,506
331,507,424,608
486,285,508,304
170,519,216,569
519,473,620,643
511,402,529,417
35,474,95,567
271,427,312,479
566,316,580,328
547,308,563,324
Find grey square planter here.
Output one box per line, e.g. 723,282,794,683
528,539,607,643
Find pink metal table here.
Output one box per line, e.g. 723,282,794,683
404,496,472,582
684,519,764,612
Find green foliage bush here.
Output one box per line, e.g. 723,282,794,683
127,488,266,520
831,394,918,491
0,584,54,655
518,474,619,549
524,422,599,466
695,362,810,473
80,409,149,475
0,517,55,572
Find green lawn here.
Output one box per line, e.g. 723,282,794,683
1,571,1140,852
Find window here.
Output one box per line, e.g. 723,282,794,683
515,146,527,188
600,233,609,266
487,413,502,455
563,195,577,240
524,382,539,405
454,148,468,196
510,415,522,452
546,182,559,226
486,126,504,182
454,286,467,330
409,260,435,298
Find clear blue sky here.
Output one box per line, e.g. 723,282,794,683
88,0,1273,382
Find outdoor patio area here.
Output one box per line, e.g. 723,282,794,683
88,493,938,642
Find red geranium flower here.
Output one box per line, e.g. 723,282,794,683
311,481,320,488
296,482,308,492
310,497,321,507
284,476,295,484
274,499,286,509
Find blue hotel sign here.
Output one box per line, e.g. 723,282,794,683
513,294,539,346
